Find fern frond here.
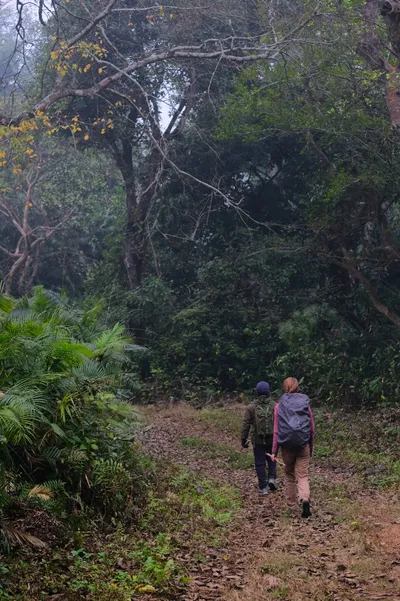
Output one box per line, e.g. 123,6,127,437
93,324,131,364
0,294,14,314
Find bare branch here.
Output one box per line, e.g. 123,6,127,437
0,3,320,125
64,0,119,49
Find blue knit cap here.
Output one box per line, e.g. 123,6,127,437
256,381,270,396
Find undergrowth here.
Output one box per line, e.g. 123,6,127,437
198,407,243,435
312,408,400,486
0,461,240,600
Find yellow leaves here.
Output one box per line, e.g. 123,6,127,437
98,67,103,74
76,40,107,59
84,134,89,141
72,116,79,123
48,40,106,78
0,122,41,171
101,128,106,135
16,118,39,134
57,65,67,77
128,22,133,27
107,119,114,130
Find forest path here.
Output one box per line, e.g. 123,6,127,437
141,403,400,601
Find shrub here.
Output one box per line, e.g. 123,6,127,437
0,288,147,549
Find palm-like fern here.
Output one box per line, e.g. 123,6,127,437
0,287,141,527
0,387,48,445
92,323,131,364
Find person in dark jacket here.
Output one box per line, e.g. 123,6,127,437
241,381,277,495
271,377,315,518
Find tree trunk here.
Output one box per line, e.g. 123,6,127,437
114,139,144,290
359,0,400,128
385,66,400,128
114,138,164,290
125,189,145,290
5,252,27,296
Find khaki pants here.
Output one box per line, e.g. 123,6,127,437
281,445,310,503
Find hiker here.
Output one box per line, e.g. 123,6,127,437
271,377,314,518
241,381,277,495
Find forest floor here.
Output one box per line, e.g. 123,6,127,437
141,402,400,601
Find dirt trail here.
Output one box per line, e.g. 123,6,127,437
141,403,400,601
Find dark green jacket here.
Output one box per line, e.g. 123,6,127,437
241,400,275,447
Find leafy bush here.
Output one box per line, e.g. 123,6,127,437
0,288,146,549
271,306,400,407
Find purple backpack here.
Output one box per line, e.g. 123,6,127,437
277,393,311,450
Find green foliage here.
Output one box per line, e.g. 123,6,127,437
4,0,400,410
0,287,148,550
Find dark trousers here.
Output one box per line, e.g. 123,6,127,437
253,444,277,489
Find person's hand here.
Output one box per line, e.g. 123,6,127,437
270,454,277,462
241,439,249,449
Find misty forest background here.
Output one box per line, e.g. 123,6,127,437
3,0,400,407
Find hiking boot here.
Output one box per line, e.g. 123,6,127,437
268,478,277,491
259,487,269,495
301,500,311,518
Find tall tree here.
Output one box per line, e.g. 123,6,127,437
0,1,320,290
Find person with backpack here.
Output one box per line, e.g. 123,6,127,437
241,381,277,495
270,377,314,518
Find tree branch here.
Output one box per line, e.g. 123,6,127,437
329,251,400,327
0,3,320,126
